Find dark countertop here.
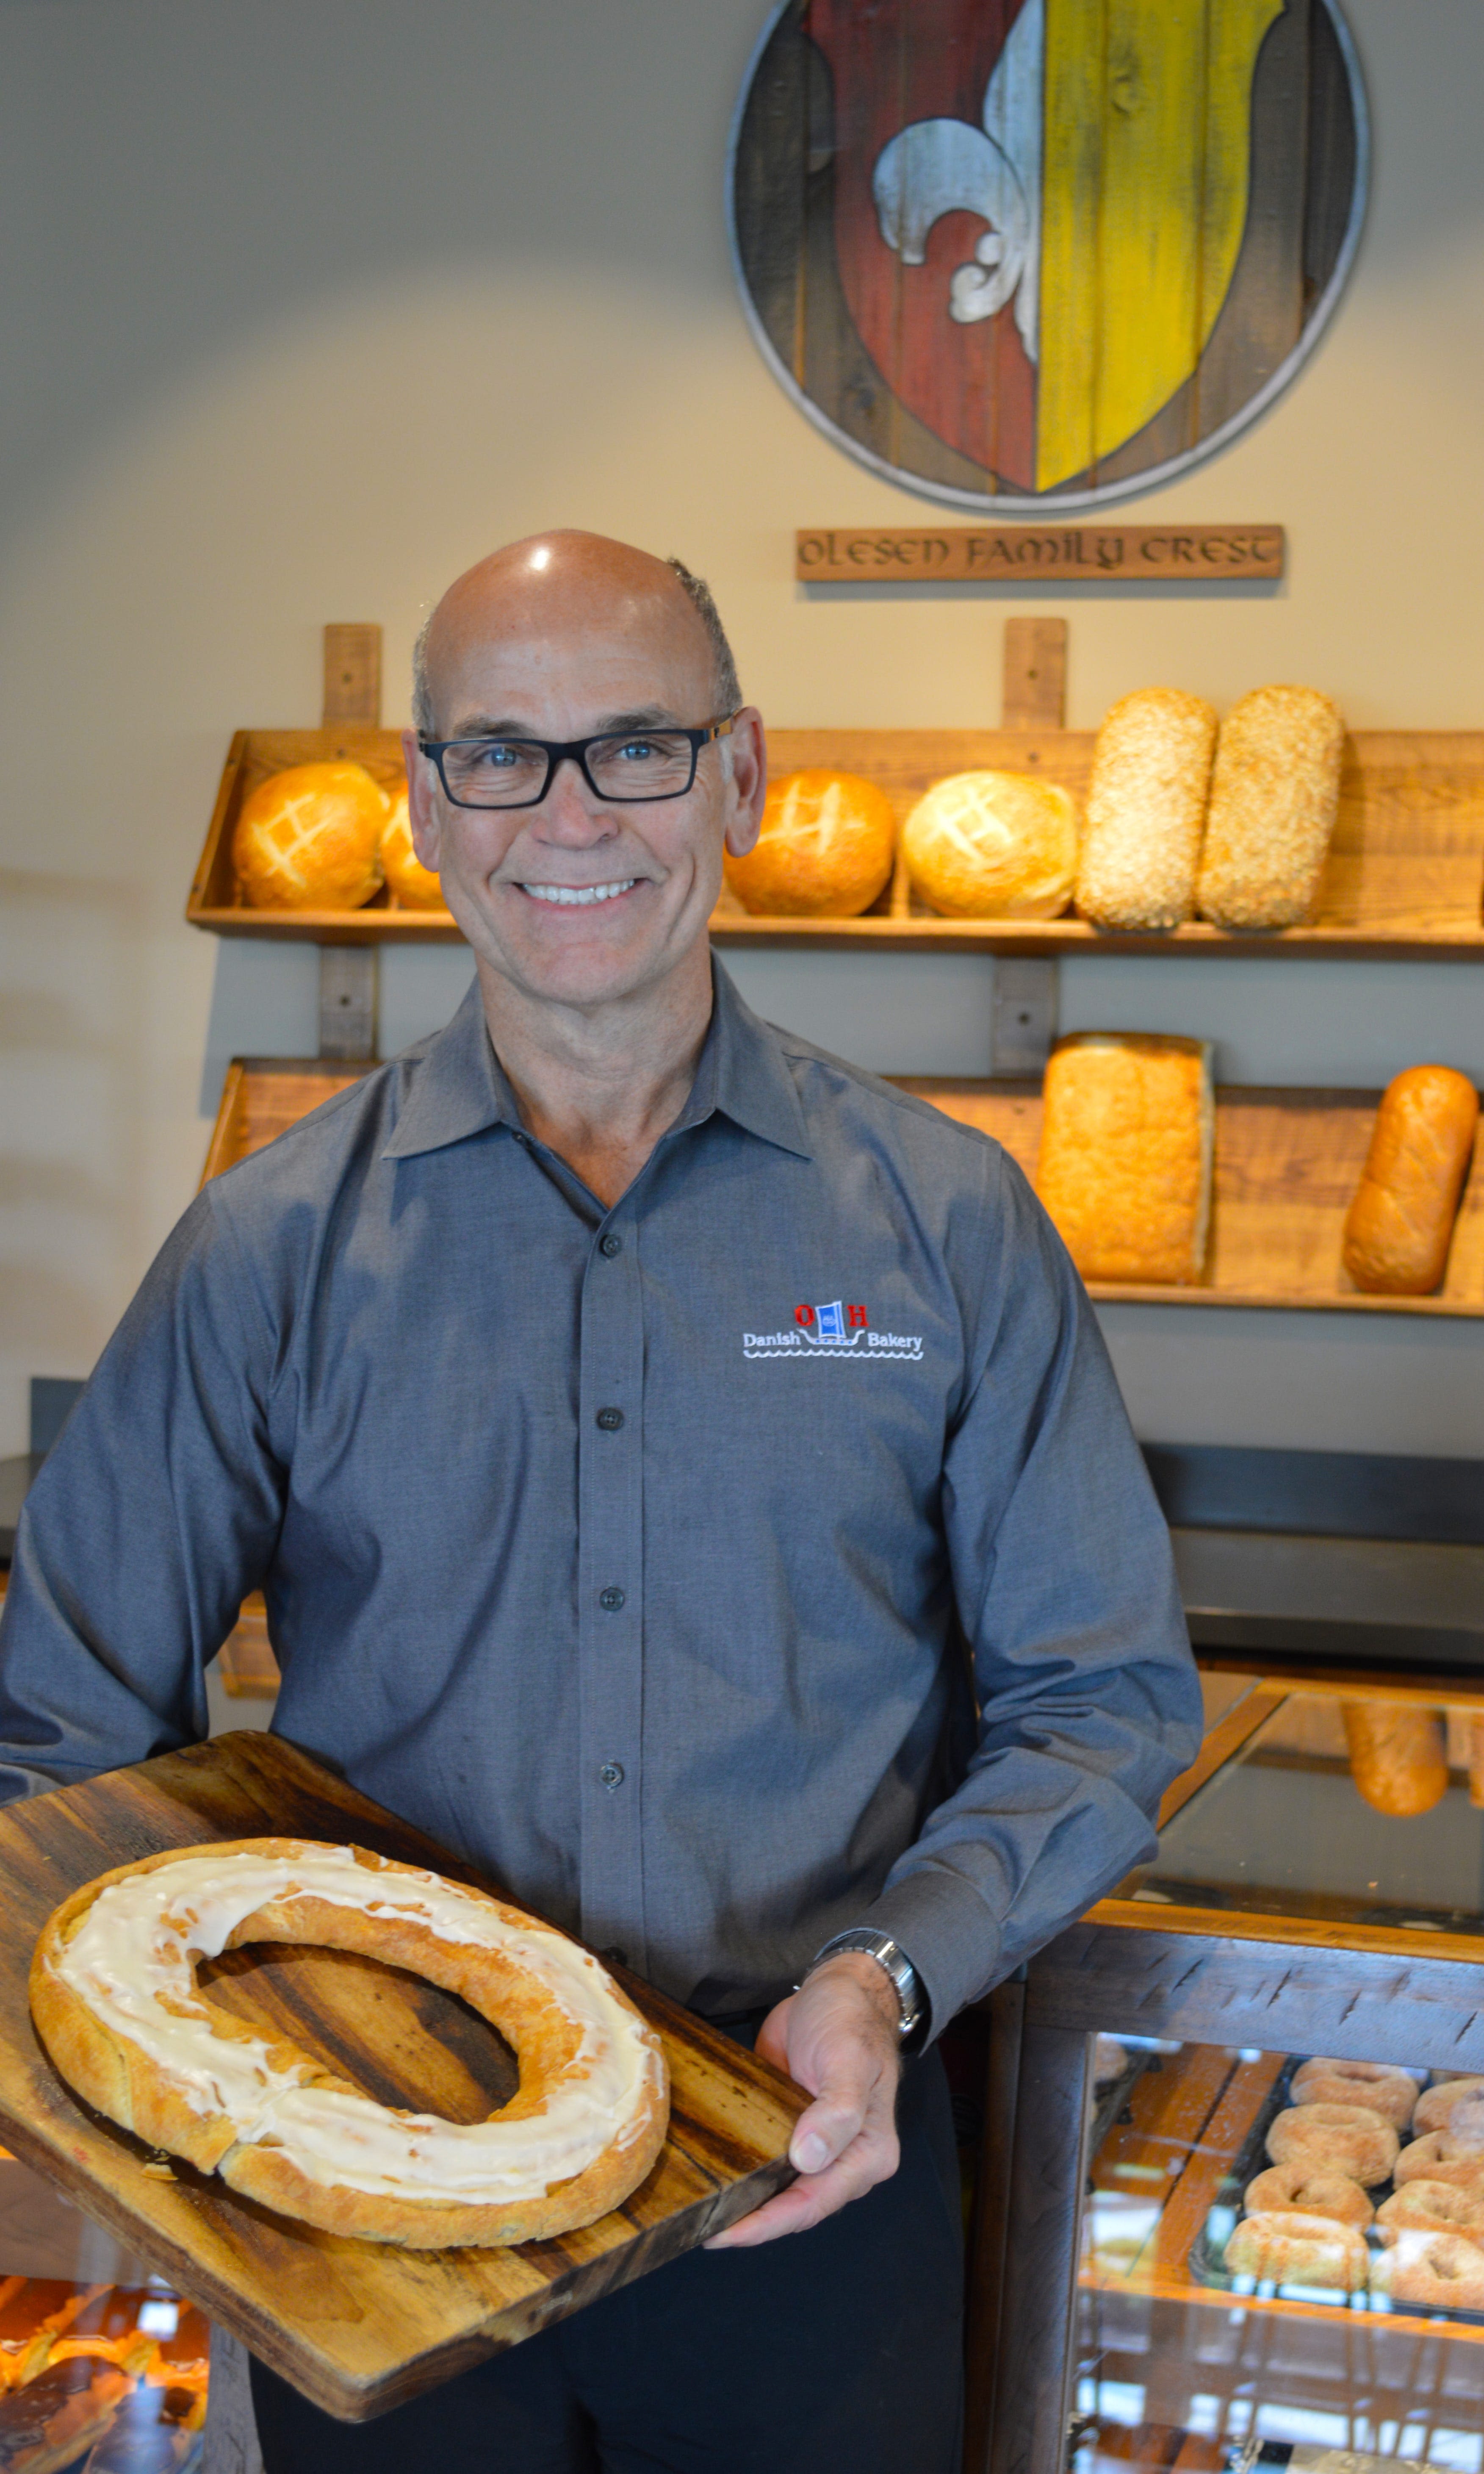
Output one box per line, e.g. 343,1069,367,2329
1172,1527,1484,1667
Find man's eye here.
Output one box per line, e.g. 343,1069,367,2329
615,739,660,762
470,742,524,768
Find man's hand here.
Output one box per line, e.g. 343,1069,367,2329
704,1952,903,2249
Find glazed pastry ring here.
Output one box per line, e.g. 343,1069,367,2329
30,1839,669,2249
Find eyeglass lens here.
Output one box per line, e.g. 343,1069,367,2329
441,732,698,807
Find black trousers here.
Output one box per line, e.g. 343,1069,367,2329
249,2039,964,2473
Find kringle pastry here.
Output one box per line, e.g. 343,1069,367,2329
1291,2058,1418,2130
725,769,896,918
1035,1034,1213,1285
900,770,1077,919
1243,2163,1373,2230
379,789,447,910
1223,2210,1369,2291
1074,688,1218,930
1196,684,1345,929
1341,1066,1478,1295
1342,1701,1449,1818
234,762,388,911
1265,2101,1399,2187
31,1840,669,2249
1371,2227,1484,2311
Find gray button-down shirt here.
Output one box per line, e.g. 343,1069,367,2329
0,965,1199,2031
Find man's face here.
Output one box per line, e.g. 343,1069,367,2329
404,552,764,1017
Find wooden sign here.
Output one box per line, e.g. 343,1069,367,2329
731,3,1367,513
796,525,1284,585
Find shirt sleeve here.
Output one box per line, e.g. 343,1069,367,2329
0,1188,286,1800
858,1145,1203,2035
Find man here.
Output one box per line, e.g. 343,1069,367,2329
0,533,1200,2471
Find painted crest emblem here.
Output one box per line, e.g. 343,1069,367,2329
729,0,1368,511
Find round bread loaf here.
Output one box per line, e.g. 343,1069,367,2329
1394,2132,1484,2192
1415,2077,1484,2136
380,791,447,910
1223,2210,1369,2291
724,770,896,918
1342,1700,1449,1818
234,762,388,910
900,771,1077,919
31,1839,669,2249
1291,2058,1418,2129
1377,2181,1484,2241
1371,2227,1484,2311
1342,1066,1480,1296
1266,2101,1399,2186
1243,2163,1373,2230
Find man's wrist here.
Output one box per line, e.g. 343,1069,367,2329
801,1928,927,2046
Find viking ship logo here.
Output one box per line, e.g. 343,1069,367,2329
728,0,1367,511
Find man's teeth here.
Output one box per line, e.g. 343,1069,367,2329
522,880,637,907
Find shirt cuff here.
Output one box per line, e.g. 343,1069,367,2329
853,1871,1003,2049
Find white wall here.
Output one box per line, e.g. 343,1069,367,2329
3,0,1483,1457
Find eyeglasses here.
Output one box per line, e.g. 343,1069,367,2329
418,716,739,810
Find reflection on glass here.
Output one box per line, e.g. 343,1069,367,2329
1124,1697,1484,1933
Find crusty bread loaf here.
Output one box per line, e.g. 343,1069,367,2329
900,770,1077,919
379,790,447,910
1074,688,1218,930
1342,1065,1478,1295
234,761,388,910
1035,1034,1213,1285
724,769,895,917
1342,1701,1449,1817
1196,685,1345,929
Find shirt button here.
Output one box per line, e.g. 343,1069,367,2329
599,1585,626,1612
599,1762,625,1790
600,1232,622,1257
595,1406,624,1431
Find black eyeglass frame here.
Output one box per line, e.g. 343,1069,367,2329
417,715,740,810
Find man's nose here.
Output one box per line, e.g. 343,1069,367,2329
534,756,615,837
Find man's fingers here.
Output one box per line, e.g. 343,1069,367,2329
789,2088,867,2176
706,2117,900,2250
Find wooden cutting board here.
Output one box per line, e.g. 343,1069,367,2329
0,1732,805,2419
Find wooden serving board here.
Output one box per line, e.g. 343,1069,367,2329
0,1733,804,2420
185,723,1484,958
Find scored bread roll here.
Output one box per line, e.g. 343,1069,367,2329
1196,684,1345,929
724,770,895,918
900,770,1077,919
379,790,447,910
1074,688,1218,930
1035,1034,1213,1286
1342,1701,1449,1818
234,761,388,911
1341,1065,1479,1295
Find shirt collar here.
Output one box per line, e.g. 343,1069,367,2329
380,959,813,1165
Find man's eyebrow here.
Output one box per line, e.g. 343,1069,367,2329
440,707,685,741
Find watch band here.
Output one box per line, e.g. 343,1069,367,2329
803,1928,926,2044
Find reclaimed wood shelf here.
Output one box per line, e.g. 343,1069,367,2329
199,1060,1484,1318
0,1733,803,2421
186,725,1484,959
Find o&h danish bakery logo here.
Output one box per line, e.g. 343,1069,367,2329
743,1301,923,1362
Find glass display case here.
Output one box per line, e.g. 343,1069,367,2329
969,1676,1484,2474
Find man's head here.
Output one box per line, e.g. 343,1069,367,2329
404,531,765,1023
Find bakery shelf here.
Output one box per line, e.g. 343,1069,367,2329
199,1061,1484,1317
186,726,1484,957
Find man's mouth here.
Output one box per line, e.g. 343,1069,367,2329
518,880,640,907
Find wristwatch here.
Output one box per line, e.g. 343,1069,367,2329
804,1928,926,2046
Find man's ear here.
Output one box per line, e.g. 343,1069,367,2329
722,707,768,859
402,729,443,870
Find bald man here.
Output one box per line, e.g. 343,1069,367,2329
0,534,1200,2473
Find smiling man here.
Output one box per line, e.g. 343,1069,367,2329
0,533,1200,2474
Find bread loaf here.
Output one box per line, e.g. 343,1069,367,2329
1196,685,1344,929
724,769,895,917
1074,688,1218,930
1341,1065,1478,1295
1035,1034,1213,1285
234,761,388,911
1342,1701,1449,1817
379,790,447,910
900,770,1077,919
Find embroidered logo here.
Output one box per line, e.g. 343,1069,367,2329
742,1301,923,1362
